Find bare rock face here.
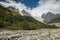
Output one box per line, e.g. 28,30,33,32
21,10,31,16
0,29,60,40
41,12,55,23
41,12,60,23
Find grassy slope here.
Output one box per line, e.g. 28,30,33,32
0,5,58,30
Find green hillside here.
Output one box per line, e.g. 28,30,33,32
0,5,58,30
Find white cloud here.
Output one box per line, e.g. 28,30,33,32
0,0,29,15
29,0,60,22
0,0,60,22
31,0,60,16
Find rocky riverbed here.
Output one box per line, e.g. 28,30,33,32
0,29,60,40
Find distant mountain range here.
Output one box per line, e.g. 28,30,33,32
7,6,31,16
41,12,60,23
21,10,31,16
0,5,58,30
7,6,60,24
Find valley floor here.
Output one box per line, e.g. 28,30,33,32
0,29,60,40
49,23,60,27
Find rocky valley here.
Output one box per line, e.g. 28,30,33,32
0,29,60,40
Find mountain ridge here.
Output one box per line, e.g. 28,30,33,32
41,12,60,23
0,5,58,30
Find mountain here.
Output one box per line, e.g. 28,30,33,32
7,6,17,10
41,12,55,23
41,12,60,27
21,10,31,16
41,12,60,23
0,5,58,30
7,6,31,16
48,17,60,23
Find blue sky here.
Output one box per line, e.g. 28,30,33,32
14,0,40,9
0,0,40,9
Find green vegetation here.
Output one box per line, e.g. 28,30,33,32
0,5,59,30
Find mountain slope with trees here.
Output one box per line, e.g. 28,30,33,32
0,5,58,30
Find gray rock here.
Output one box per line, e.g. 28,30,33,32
0,29,60,40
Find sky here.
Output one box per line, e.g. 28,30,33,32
0,0,40,9
14,0,40,9
0,0,60,22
